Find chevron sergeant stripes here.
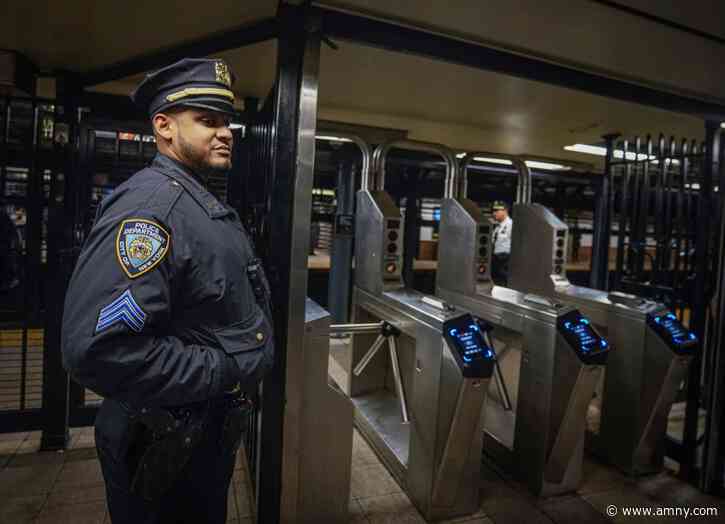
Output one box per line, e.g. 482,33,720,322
95,289,147,334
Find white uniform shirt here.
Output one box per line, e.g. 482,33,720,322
493,216,513,255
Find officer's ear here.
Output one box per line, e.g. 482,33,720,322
152,112,176,141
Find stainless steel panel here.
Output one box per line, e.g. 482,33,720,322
281,299,353,524
432,377,488,510
597,309,647,470
438,197,492,297
508,200,694,476
509,203,569,297
354,190,403,295
438,284,597,496
545,338,602,484
348,288,487,520
353,390,412,468
631,328,692,474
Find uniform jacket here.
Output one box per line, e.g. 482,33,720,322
61,153,274,410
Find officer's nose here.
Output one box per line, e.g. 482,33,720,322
217,125,233,145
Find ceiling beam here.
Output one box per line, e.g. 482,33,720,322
317,6,725,121
79,17,279,88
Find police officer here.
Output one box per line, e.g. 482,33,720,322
61,58,274,524
491,201,513,286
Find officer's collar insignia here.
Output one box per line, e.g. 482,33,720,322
215,60,232,88
116,219,170,279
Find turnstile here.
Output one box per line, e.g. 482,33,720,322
280,299,354,523
348,140,494,521
436,153,611,496
508,202,697,475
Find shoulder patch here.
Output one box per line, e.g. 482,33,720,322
116,219,170,279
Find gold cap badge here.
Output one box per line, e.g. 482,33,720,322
215,61,232,88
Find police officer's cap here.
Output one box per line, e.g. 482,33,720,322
492,201,508,211
131,58,236,117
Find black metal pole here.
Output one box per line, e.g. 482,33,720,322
590,133,618,290
40,75,81,450
681,121,719,482
653,135,666,285
402,168,420,289
328,149,357,324
614,139,630,290
257,5,320,523
702,123,724,493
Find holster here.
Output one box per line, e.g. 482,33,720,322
219,396,254,456
128,408,206,501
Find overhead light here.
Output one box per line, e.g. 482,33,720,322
564,144,608,157
473,156,513,166
229,123,244,130
462,154,571,170
524,160,571,171
565,143,654,161
315,135,352,142
721,123,725,129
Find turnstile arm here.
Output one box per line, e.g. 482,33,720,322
339,321,411,424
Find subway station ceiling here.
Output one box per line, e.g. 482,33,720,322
3,0,721,165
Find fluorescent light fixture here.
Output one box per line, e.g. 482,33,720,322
315,135,352,142
564,144,608,156
461,154,571,170
721,123,725,129
456,152,466,158
565,143,654,161
229,123,244,130
474,156,512,166
525,160,571,171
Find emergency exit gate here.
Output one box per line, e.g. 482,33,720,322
596,133,721,481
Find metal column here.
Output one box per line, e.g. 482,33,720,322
257,5,321,523
590,134,618,290
702,122,724,493
402,168,420,288
40,75,81,450
328,149,357,324
682,121,719,483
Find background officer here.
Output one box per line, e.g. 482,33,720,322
61,58,274,524
491,200,513,286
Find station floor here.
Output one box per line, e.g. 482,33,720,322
1,347,723,523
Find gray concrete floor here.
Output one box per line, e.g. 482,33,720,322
0,428,254,523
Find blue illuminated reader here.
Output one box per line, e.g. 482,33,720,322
557,310,610,364
443,314,495,378
647,311,698,354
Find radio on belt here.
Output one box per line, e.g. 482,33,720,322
443,314,495,378
557,310,611,364
647,312,698,355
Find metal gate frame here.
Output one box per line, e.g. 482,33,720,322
594,126,725,491
0,96,65,434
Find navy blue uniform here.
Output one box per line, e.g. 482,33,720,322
61,153,273,523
